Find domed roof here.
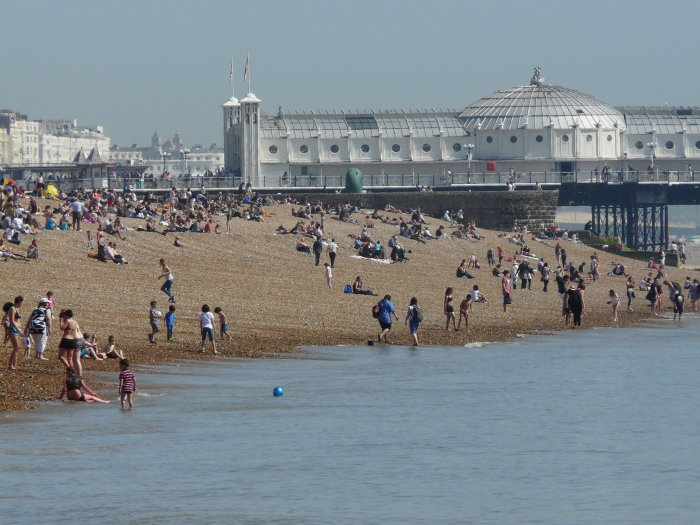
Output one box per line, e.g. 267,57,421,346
459,68,624,131
241,92,261,103
223,96,240,107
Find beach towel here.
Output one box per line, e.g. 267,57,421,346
351,255,393,264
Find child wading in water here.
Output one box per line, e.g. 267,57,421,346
609,289,620,322
214,307,231,341
457,294,473,332
165,305,176,341
148,301,160,344
119,358,137,409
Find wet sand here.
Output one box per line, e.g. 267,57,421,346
0,200,693,411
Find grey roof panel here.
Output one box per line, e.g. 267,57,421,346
459,84,624,130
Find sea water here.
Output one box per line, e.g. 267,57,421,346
1,319,700,524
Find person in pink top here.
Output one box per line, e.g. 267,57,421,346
502,270,513,313
497,245,505,265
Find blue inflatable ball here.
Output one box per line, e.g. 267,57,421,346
273,386,284,397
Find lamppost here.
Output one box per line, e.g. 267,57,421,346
465,144,475,182
160,151,171,174
180,148,190,175
646,142,657,180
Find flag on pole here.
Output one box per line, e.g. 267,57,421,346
243,54,249,82
229,58,233,86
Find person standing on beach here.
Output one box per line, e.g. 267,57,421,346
324,262,332,289
199,304,218,354
510,261,519,289
165,305,176,341
24,297,51,360
313,236,323,266
502,270,512,313
404,297,421,346
327,238,338,268
457,294,473,332
70,199,84,231
609,289,620,322
148,301,160,344
119,358,136,409
569,283,585,327
541,262,550,292
626,276,635,311
4,297,23,370
497,245,504,265
377,294,398,344
214,307,231,341
444,287,457,330
486,248,495,267
158,259,176,303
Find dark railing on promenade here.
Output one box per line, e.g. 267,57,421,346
16,169,700,193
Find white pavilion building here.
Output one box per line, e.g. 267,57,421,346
223,68,700,187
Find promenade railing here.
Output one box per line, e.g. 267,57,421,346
16,169,700,193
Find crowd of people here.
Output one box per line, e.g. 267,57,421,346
2,177,696,411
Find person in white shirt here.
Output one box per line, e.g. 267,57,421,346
324,262,332,289
11,216,28,235
70,200,84,231
199,304,217,354
327,238,338,268
5,226,20,245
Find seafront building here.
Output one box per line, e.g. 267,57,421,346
0,110,110,166
223,68,700,187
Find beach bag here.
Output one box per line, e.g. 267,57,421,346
87,252,98,259
344,284,352,294
645,290,655,302
372,303,380,318
413,306,424,322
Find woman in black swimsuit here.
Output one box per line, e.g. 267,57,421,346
58,309,83,373
59,367,109,403
444,287,458,331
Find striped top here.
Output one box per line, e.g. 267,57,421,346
119,369,135,393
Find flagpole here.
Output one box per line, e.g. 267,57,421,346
230,57,234,97
247,53,251,94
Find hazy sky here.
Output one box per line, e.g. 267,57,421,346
2,0,698,148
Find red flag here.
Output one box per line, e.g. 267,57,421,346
243,54,249,82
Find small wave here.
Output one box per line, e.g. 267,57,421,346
464,342,490,348
136,392,168,397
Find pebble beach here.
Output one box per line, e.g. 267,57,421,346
0,198,693,412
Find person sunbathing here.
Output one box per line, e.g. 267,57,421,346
296,240,311,253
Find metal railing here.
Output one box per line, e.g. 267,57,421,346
13,169,700,193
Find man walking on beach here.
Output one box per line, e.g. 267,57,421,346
327,238,338,268
313,236,323,266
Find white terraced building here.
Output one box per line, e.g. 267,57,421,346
222,68,700,188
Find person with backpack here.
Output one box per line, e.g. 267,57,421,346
375,294,398,344
405,297,422,346
23,297,51,360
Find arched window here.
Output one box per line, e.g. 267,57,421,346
246,114,250,124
